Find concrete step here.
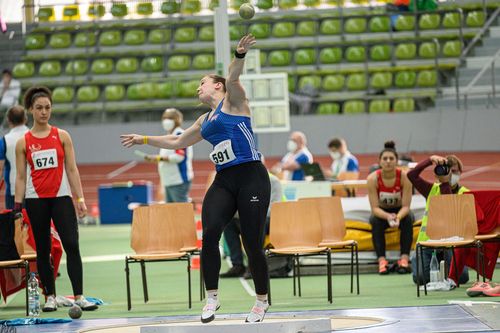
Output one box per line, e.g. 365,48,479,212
473,46,500,57
465,56,500,69
481,36,500,48
489,26,500,38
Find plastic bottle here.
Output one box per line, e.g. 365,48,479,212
28,272,40,317
429,250,439,283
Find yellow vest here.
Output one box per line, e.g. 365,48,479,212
417,183,469,242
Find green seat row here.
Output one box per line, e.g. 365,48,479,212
316,98,416,114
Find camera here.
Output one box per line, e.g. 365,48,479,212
434,164,450,176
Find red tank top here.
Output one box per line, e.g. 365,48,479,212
25,126,71,198
376,168,402,208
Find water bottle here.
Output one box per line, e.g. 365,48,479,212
28,272,40,317
429,250,439,283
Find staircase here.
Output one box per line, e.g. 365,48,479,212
0,23,25,72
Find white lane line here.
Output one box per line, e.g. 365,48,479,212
224,257,255,297
106,161,138,179
460,162,500,179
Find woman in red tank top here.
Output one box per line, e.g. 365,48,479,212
13,86,97,312
367,141,414,275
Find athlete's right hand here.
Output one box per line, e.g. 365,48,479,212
120,134,143,148
430,155,447,166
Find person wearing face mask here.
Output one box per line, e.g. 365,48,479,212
326,137,359,180
272,131,313,181
144,108,193,203
407,154,469,286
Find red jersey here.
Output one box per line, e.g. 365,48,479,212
376,168,402,208
25,126,71,198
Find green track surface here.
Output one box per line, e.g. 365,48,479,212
1,224,498,320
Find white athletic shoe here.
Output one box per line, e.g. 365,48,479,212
201,298,220,323
245,300,269,323
42,295,58,312
74,296,98,311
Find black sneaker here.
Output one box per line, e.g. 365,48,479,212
220,265,246,278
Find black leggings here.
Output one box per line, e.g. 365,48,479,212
25,196,83,296
202,161,270,295
370,207,414,258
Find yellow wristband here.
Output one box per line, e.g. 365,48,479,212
156,155,161,162
77,197,85,203
143,136,148,144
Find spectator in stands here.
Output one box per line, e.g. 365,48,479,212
271,131,313,180
367,141,414,275
144,108,193,203
325,137,359,180
407,154,469,286
0,69,21,115
0,105,29,208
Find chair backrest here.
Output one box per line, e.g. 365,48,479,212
300,197,346,243
166,203,198,250
338,171,359,181
427,194,478,240
269,200,322,248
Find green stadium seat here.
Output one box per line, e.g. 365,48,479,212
369,100,391,113
99,30,122,46
418,41,439,59
370,72,392,89
272,22,295,38
111,3,128,17
179,80,199,98
199,26,215,41
37,7,54,22
395,15,415,31
442,12,460,28
268,50,292,66
39,61,62,77
74,32,96,47
116,58,138,73
49,33,71,49
62,5,79,21
393,98,415,112
148,29,171,44
294,49,316,65
230,25,245,40
256,0,273,10
395,43,417,60
25,34,46,50
141,56,164,72
192,54,215,70
174,27,196,42
466,11,485,27
304,0,320,7
442,40,461,57
322,75,345,92
167,55,190,71
65,60,89,75
52,87,74,103
297,21,318,36
158,81,180,98
343,100,365,114
346,73,367,90
88,4,105,17
137,2,153,15
12,62,35,78
127,83,158,100
124,30,146,45
91,59,114,74
249,23,271,39
419,14,441,30
77,86,100,102
298,75,321,91
104,85,126,101
319,19,341,35
345,46,366,62
317,103,340,115
370,45,392,61
344,18,366,34
394,71,416,88
181,0,202,14
319,47,342,64
161,1,180,14
369,16,390,32
278,0,298,9
417,70,437,87
287,77,295,92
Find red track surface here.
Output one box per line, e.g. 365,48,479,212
1,152,499,213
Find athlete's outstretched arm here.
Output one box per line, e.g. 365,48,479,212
121,113,205,149
14,138,27,204
226,34,256,107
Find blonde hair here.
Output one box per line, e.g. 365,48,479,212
162,108,183,128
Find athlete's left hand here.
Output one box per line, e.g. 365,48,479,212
120,134,143,148
236,34,256,54
77,201,87,218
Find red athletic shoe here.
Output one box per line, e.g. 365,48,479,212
483,284,500,297
397,258,411,274
379,259,389,275
466,281,491,297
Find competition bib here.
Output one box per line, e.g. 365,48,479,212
379,191,401,207
32,149,58,171
209,139,236,165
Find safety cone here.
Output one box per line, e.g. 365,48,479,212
190,220,203,270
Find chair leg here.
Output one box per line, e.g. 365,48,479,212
451,247,460,288
125,258,131,311
25,261,30,316
292,255,296,296
187,257,192,309
327,250,332,304
355,243,360,295
296,255,302,297
350,245,354,294
416,244,420,297
265,251,272,306
140,261,148,303
199,253,205,301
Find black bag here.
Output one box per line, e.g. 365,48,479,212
268,256,293,278
0,213,20,261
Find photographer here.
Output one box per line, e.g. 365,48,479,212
407,155,469,286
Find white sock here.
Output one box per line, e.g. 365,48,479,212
207,290,218,301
